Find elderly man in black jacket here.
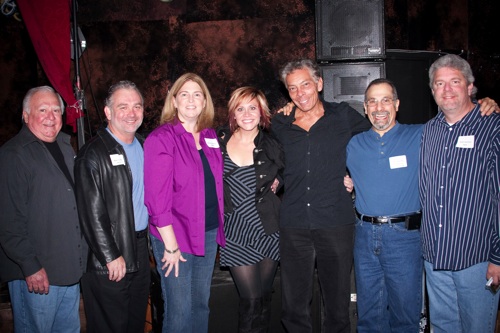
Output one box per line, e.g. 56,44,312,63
75,81,150,333
0,86,87,332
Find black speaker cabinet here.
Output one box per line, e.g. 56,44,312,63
385,50,441,124
315,0,385,61
320,62,385,115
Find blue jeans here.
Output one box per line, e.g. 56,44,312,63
280,225,354,333
354,219,423,333
424,260,500,333
8,280,80,333
151,228,218,333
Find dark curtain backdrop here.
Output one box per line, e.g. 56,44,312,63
0,0,499,145
16,0,82,131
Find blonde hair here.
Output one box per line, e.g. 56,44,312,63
160,73,215,131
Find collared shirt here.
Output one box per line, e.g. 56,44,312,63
144,120,225,255
347,122,423,216
0,126,86,285
107,128,149,231
419,103,500,270
271,101,371,229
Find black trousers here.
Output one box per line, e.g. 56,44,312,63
81,235,151,333
279,225,355,333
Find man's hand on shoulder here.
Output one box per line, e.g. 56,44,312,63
478,97,500,116
276,102,295,116
25,268,49,294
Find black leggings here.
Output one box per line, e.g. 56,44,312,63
229,257,279,299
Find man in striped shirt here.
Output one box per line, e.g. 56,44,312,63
420,54,500,333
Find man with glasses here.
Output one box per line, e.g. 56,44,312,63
346,77,498,333
346,78,423,333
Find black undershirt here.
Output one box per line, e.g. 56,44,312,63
199,149,218,231
43,141,74,189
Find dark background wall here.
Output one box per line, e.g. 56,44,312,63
1,0,499,145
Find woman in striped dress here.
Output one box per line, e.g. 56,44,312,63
218,87,284,333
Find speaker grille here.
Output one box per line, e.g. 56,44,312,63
316,0,385,61
321,62,386,115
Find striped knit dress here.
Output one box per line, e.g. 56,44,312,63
219,155,279,267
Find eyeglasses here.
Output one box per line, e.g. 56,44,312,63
365,97,394,107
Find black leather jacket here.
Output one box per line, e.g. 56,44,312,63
218,126,285,235
75,128,144,274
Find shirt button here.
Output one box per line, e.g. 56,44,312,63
307,203,310,207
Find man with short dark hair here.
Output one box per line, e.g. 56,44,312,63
75,80,150,333
0,86,87,332
346,78,424,333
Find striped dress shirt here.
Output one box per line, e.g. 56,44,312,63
419,103,500,270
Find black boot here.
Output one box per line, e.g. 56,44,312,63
259,292,272,333
238,297,263,333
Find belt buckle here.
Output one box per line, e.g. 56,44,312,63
377,217,389,223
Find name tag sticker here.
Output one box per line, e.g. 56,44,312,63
389,155,408,169
110,154,125,166
456,135,474,148
205,138,220,148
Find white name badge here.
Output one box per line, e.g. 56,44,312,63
389,155,408,169
110,154,126,166
205,138,220,148
456,135,474,148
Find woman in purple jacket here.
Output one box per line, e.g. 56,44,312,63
144,73,225,333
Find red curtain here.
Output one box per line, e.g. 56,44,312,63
16,0,81,132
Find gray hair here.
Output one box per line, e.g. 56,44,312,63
105,80,144,108
279,59,322,88
429,54,477,96
22,86,65,114
365,78,399,101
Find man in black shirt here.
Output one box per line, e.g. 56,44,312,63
272,59,371,333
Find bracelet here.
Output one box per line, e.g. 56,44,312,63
164,247,179,254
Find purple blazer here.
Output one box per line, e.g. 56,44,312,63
144,120,225,255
